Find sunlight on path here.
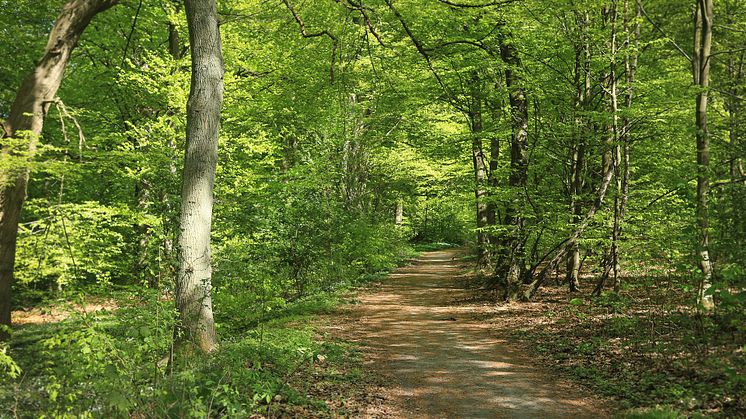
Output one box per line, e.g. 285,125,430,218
346,249,608,418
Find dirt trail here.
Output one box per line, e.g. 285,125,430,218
340,249,609,418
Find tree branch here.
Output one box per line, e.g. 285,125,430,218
282,0,339,82
436,0,518,8
638,1,692,62
383,0,467,112
121,0,143,68
335,0,388,47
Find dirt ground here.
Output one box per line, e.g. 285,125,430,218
330,249,611,418
11,299,118,325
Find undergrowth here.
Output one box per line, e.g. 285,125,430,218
512,277,746,418
1,246,421,417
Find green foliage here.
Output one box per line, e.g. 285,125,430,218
0,338,21,380
1,290,368,417
622,406,688,419
15,201,159,292
3,0,746,416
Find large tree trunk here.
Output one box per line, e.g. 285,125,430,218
176,0,223,353
497,37,530,301
0,0,118,338
693,0,714,311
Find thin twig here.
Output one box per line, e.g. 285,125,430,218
384,0,467,113
121,0,144,68
638,1,692,62
436,0,518,8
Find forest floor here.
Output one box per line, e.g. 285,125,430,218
5,247,741,417
322,248,611,418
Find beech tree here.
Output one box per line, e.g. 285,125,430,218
693,0,715,310
0,0,744,415
0,0,118,336
496,32,529,301
176,0,224,352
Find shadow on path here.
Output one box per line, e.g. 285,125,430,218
343,249,609,418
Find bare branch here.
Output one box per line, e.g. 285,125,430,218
638,1,692,62
383,0,467,112
334,0,388,47
426,40,497,57
282,0,339,82
121,0,144,68
436,0,518,8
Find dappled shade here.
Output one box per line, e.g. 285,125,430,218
343,250,607,418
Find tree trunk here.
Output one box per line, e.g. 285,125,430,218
395,199,404,227
498,37,529,301
523,154,616,300
159,4,185,288
567,11,591,293
723,1,745,276
596,1,622,296
486,135,499,230
0,0,118,338
693,0,715,311
485,86,501,241
470,75,489,269
168,0,183,61
611,0,639,292
176,0,223,353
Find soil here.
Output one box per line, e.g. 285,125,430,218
331,248,611,418
11,299,118,325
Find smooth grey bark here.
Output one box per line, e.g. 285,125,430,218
176,0,223,352
596,1,622,296
0,0,118,337
609,0,639,292
693,0,715,310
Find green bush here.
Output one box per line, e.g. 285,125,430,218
15,200,160,292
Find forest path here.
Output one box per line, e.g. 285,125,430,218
335,248,609,418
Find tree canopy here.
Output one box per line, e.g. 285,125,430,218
0,0,744,416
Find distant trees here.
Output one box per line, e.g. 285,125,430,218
374,0,742,304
